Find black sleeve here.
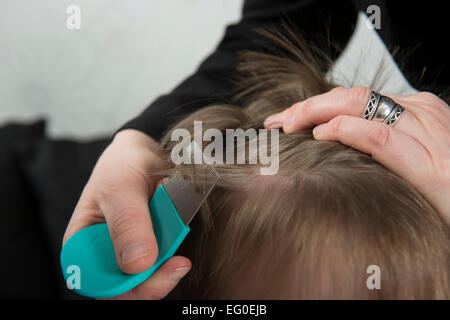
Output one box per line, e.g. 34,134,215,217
118,0,358,140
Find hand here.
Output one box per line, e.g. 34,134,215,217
264,86,450,225
62,129,191,299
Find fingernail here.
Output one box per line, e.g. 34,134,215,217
264,115,279,127
313,124,325,139
265,121,283,129
120,242,149,264
170,267,191,281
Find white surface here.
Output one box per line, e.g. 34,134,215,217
0,0,243,139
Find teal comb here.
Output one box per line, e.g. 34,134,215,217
60,165,219,298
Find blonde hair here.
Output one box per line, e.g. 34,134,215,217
156,24,449,299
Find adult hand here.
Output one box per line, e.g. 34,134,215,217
62,129,191,299
264,86,450,225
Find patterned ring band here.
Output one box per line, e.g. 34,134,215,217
362,91,405,126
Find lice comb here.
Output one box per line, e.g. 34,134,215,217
60,143,219,298
164,164,219,226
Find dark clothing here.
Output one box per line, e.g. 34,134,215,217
0,120,108,299
120,0,450,140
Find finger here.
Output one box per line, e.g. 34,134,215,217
284,86,372,133
393,93,450,143
330,86,347,92
264,102,298,129
263,87,444,150
263,86,371,132
312,115,432,189
106,256,192,300
96,172,159,275
62,192,106,246
264,88,450,134
393,91,450,118
263,87,349,129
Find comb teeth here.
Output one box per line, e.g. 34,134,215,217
164,164,219,226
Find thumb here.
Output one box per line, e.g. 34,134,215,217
99,175,159,274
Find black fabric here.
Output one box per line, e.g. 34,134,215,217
120,0,450,140
15,133,109,299
0,120,108,299
0,120,56,299
382,2,450,94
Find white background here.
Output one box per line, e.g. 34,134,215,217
0,0,243,139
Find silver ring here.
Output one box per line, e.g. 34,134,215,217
362,91,405,126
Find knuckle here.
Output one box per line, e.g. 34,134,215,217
347,86,371,105
327,115,346,136
331,86,346,92
109,208,145,241
413,105,444,128
416,91,440,103
427,116,449,135
416,91,449,109
367,124,391,149
418,102,437,115
412,95,449,120
300,99,314,116
96,180,123,205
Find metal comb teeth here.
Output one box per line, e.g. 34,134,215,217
164,164,219,226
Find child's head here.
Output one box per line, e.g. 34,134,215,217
157,25,449,299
